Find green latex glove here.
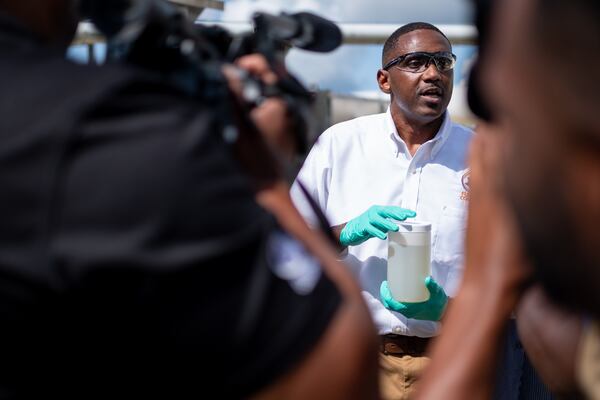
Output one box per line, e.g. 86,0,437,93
380,277,448,321
339,205,416,247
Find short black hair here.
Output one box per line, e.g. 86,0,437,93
382,22,451,66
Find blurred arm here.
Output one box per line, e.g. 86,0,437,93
253,183,380,400
516,285,584,398
229,55,380,399
415,126,531,400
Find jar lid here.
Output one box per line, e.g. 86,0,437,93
394,221,431,232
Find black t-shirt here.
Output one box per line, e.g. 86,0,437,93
0,17,340,399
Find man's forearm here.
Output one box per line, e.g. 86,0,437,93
331,224,345,243
516,286,583,397
254,182,380,399
331,223,347,251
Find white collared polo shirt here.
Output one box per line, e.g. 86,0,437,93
291,110,473,337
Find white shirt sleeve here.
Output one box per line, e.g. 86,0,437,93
290,131,333,228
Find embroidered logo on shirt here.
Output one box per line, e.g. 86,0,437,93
460,170,470,201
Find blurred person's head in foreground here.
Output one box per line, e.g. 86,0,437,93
474,0,600,316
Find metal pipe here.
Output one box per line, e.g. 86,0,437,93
74,21,478,46
196,21,478,45
339,23,477,45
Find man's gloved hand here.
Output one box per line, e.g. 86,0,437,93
380,277,448,321
339,205,416,247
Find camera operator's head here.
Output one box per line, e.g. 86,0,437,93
479,0,600,316
0,0,79,47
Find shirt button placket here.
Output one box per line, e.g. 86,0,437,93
404,165,419,211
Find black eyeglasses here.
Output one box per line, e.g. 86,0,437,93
383,51,457,73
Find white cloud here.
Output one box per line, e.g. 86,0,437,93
217,0,341,21
286,44,383,93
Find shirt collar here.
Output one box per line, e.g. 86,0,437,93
385,107,452,159
430,112,453,158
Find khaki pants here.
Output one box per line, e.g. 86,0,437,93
379,353,430,400
577,321,600,400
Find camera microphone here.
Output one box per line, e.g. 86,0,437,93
252,12,342,53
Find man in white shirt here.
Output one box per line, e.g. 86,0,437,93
291,22,473,399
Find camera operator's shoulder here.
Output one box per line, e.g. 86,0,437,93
80,63,211,124
1,49,189,117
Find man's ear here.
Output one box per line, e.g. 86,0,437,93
377,69,391,94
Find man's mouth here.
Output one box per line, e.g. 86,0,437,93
419,87,443,102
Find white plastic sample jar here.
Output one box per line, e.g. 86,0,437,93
387,221,432,303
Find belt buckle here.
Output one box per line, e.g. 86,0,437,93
383,341,404,355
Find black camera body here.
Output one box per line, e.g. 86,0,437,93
79,0,341,245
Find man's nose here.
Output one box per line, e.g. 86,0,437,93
421,61,442,81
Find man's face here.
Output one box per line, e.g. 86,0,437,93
377,29,453,124
482,0,600,313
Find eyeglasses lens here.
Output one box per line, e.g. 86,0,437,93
397,53,455,73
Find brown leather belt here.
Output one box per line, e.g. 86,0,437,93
380,334,431,357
